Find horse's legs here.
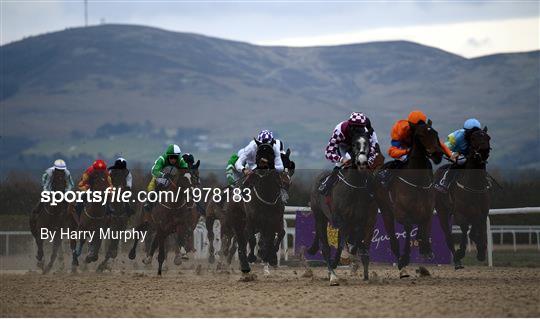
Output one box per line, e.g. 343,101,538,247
226,236,237,265
318,218,338,285
331,227,345,270
398,223,412,272
381,210,400,261
128,221,149,260
86,237,101,263
437,207,460,269
271,228,286,267
70,239,79,267
205,216,215,263
418,219,433,259
237,227,250,273
471,219,487,262
307,209,323,255
455,224,470,262
157,231,166,276
143,233,159,264
247,234,257,263
44,236,61,274
32,230,45,269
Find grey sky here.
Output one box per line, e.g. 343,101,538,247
1,1,539,57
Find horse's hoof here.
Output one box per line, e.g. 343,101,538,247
142,256,152,265
37,260,44,269
416,266,431,277
42,265,52,274
455,264,464,270
173,255,183,266
399,268,410,279
181,253,189,261
247,254,257,263
239,273,257,282
329,273,340,286
72,258,79,267
422,252,435,260
85,255,98,264
263,264,270,276
128,249,136,260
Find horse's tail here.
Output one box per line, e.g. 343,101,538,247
307,209,320,255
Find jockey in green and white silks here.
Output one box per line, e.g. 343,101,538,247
42,159,74,192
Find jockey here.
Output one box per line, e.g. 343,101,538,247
108,157,135,216
435,118,482,193
319,112,381,195
234,130,284,176
31,159,74,215
378,110,452,187
42,159,74,192
76,159,112,215
144,144,188,212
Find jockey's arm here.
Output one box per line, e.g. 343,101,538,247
273,144,284,172
41,170,50,191
325,124,345,164
151,156,165,178
78,172,90,191
65,170,74,191
388,140,409,159
234,142,254,173
126,171,133,189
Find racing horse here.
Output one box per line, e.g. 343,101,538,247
29,169,69,274
172,154,201,264
227,140,285,276
207,148,295,265
130,166,192,275
435,127,491,269
309,128,379,285
375,119,444,278
71,169,110,267
96,168,131,272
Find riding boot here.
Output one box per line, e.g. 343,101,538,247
318,167,340,196
195,202,206,216
280,188,289,203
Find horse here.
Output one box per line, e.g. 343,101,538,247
309,128,379,285
29,169,69,274
227,140,285,276
375,119,444,278
96,168,131,272
172,156,201,264
71,169,110,267
130,166,192,275
435,127,491,269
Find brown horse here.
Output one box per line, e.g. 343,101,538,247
130,166,192,275
29,169,69,274
435,127,491,269
375,120,444,278
309,129,379,285
71,170,110,267
96,169,131,272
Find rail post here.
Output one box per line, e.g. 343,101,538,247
487,216,493,267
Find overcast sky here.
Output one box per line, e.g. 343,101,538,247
1,1,539,57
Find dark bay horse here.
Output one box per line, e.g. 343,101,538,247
129,166,192,275
309,129,378,285
375,120,444,278
29,169,69,273
228,140,285,276
435,127,491,269
71,169,110,267
96,169,131,272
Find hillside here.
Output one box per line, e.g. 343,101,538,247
1,24,538,171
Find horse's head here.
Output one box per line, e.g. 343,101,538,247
349,126,371,169
468,127,491,164
89,169,109,191
51,169,66,192
182,153,201,186
411,120,443,164
109,169,127,188
254,139,275,170
161,166,192,191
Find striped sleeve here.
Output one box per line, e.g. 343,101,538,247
325,124,345,163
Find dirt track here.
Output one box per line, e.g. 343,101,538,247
1,257,539,318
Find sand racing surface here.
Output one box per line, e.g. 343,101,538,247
1,257,539,318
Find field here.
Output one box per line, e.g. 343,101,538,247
1,253,539,317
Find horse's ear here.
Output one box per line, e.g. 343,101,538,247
194,160,200,169
254,138,261,147
427,119,432,126
286,148,291,156
483,126,488,132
